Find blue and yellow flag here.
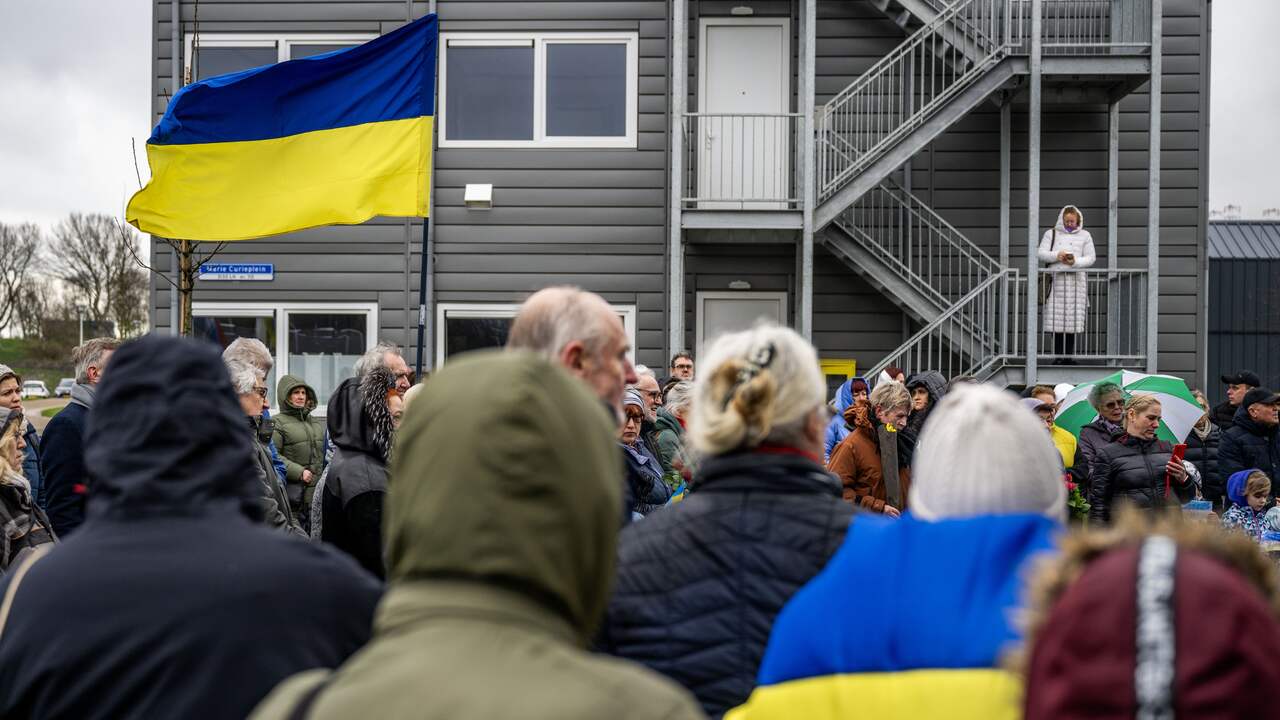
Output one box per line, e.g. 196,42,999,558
127,15,437,241
726,513,1060,720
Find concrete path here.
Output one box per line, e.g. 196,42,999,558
24,398,69,434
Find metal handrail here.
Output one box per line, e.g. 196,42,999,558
681,112,803,210
865,268,1021,381
818,0,1011,202
833,179,1002,310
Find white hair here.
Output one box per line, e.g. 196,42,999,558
222,337,273,374
688,324,824,456
634,364,656,380
665,380,694,413
506,286,615,361
225,358,263,396
910,384,1066,522
354,340,403,378
73,337,120,384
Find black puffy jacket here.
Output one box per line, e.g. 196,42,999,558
1088,433,1195,523
1076,417,1123,492
1185,422,1223,508
599,450,853,718
1219,407,1280,502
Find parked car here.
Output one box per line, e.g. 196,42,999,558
54,378,75,398
21,380,50,399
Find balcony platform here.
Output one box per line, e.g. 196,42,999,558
681,210,802,230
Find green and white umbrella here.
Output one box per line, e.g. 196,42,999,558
1055,371,1202,444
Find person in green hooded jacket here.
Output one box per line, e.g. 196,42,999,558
250,350,703,720
272,375,327,526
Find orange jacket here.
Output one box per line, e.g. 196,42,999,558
825,400,910,514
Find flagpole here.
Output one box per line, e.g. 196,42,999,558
414,217,430,378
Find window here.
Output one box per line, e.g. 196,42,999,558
194,302,377,414
436,303,637,367
185,34,375,82
439,33,638,148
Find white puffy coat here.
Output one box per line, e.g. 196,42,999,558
1038,205,1097,334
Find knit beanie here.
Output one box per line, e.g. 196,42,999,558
623,388,645,410
910,384,1066,521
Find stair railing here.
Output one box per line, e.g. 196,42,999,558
832,179,1001,310
817,0,1013,202
865,268,1021,381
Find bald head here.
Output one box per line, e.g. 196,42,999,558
508,286,637,412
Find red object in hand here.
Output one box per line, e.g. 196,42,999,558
1165,443,1187,498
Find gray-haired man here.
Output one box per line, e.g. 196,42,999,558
40,337,120,537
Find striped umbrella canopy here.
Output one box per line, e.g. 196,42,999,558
1054,371,1203,444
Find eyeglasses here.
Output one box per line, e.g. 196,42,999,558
252,386,267,398
1102,400,1124,410
673,363,693,371
643,390,663,401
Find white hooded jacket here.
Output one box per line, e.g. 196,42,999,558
1037,205,1097,335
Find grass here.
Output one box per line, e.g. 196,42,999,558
0,337,74,390
41,405,64,418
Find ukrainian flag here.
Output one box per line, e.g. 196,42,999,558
127,14,437,241
726,513,1059,720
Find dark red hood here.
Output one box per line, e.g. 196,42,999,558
1025,545,1280,718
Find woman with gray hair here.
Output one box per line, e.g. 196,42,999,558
1076,381,1126,490
600,324,853,718
653,380,694,481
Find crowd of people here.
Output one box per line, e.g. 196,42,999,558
1,284,1279,719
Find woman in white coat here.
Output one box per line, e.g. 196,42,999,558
1038,205,1096,361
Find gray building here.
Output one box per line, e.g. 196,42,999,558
1206,220,1280,405
149,0,1211,398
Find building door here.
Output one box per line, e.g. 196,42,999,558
696,291,789,354
697,18,791,210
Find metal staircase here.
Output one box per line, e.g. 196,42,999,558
813,0,1152,382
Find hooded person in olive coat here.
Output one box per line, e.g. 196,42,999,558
250,351,704,720
272,375,326,524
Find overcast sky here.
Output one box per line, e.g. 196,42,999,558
0,0,1275,228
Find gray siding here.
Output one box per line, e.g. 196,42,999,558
150,0,671,368
149,0,1211,383
809,0,1211,380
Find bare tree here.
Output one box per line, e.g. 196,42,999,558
0,222,41,332
48,213,151,335
14,276,54,339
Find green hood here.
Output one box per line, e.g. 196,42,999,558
654,406,684,436
385,350,622,643
276,374,317,418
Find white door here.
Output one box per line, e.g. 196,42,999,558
697,19,790,210
697,291,789,354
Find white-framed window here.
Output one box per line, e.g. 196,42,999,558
184,33,377,83
436,302,637,367
192,302,378,415
439,32,638,149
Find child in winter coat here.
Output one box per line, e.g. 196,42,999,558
1221,469,1274,542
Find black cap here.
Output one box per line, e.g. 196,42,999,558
1222,371,1262,387
1241,388,1280,409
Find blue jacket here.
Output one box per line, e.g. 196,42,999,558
823,377,866,462
39,401,90,538
1221,468,1268,542
728,513,1059,720
1219,407,1280,500
22,423,42,507
261,407,288,484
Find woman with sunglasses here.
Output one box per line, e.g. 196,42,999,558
1076,381,1127,493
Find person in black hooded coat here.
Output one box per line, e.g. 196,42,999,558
313,366,396,579
0,335,381,720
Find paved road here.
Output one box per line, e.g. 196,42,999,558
24,398,70,434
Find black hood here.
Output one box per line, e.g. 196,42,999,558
327,367,394,460
84,334,260,520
